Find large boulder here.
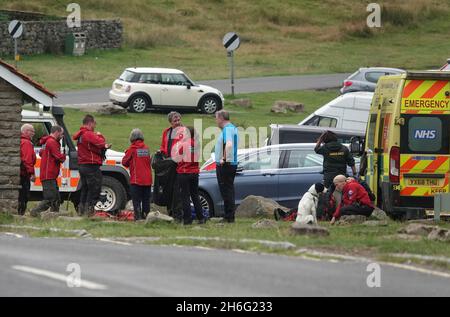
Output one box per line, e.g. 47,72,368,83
40,211,59,221
371,208,389,221
82,103,127,115
235,196,289,218
271,101,305,114
398,223,438,236
363,220,388,227
291,222,330,237
427,228,450,242
145,211,174,224
336,215,367,225
251,219,279,229
230,98,253,109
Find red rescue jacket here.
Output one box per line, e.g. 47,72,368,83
122,140,153,186
333,179,374,219
39,135,66,181
160,126,184,157
20,134,36,178
72,126,107,165
174,137,200,174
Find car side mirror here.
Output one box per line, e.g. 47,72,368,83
186,83,191,90
236,166,244,173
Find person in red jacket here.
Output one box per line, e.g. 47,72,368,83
159,111,184,221
72,115,111,216
19,124,37,215
30,126,66,216
160,111,183,157
331,175,374,225
173,126,205,225
122,129,152,221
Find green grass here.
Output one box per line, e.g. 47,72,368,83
1,0,450,90
1,213,450,269
58,89,338,157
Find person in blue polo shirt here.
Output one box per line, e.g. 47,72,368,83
215,110,239,223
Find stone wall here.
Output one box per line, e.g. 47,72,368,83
0,19,123,55
0,78,22,213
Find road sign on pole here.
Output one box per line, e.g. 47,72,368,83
223,32,240,96
8,20,23,68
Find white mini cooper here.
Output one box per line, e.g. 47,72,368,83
109,67,224,114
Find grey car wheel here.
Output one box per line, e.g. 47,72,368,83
129,95,149,113
199,190,214,216
200,96,220,114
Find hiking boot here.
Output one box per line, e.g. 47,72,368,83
77,203,86,216
50,201,60,213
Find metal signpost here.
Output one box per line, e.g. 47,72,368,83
8,20,24,68
223,32,240,96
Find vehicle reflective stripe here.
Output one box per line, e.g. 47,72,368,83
400,156,420,173
420,81,448,99
401,186,417,196
402,80,424,98
400,156,449,196
422,157,448,173
106,160,115,166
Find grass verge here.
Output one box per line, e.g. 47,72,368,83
1,212,449,271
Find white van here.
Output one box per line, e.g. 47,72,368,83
298,91,373,133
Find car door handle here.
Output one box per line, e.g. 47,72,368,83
262,173,275,177
162,88,168,92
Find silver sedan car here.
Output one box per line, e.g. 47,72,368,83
340,67,405,94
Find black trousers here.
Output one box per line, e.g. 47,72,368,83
178,173,203,225
18,176,31,215
130,185,151,219
216,164,237,222
340,204,374,217
32,179,60,213
168,173,183,221
79,164,103,208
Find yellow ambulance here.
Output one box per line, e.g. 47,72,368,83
354,72,450,219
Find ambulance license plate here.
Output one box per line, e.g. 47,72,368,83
407,178,444,187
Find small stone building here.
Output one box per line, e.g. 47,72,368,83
0,60,55,213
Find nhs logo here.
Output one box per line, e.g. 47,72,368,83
414,129,437,140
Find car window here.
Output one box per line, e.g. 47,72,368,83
285,150,322,168
365,72,386,83
119,70,137,82
137,73,159,84
317,117,337,128
239,150,280,171
161,73,190,86
303,115,337,128
279,130,322,144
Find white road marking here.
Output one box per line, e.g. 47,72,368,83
97,238,132,246
12,265,108,290
380,262,450,279
3,232,23,238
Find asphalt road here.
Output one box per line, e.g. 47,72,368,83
55,73,350,106
1,234,449,297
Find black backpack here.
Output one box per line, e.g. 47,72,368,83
359,179,376,202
